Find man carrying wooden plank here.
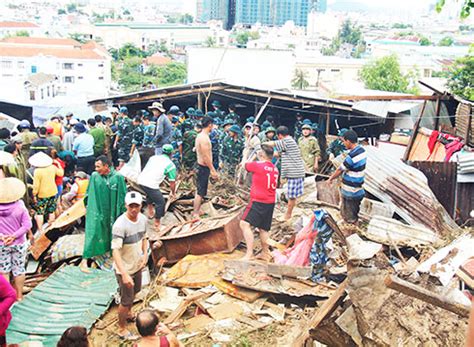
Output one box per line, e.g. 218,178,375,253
241,144,279,261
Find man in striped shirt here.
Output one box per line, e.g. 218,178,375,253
265,126,306,220
328,130,366,224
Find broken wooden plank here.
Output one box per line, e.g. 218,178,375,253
182,288,208,314
291,280,348,347
163,290,213,324
267,263,312,279
384,275,470,318
208,302,243,320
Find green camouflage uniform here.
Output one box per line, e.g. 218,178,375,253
219,134,244,176
182,129,197,169
170,127,183,170
294,120,304,140
142,123,156,149
298,135,320,172
132,124,144,148
226,112,240,125
117,116,134,162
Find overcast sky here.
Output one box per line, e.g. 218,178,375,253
328,0,434,10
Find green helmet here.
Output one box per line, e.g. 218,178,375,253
162,144,173,154
265,126,276,134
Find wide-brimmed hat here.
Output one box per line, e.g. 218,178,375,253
162,144,174,154
265,126,276,134
29,152,53,168
302,124,312,130
212,100,221,108
74,123,87,134
148,102,165,113
19,120,31,128
186,107,195,116
0,151,15,165
0,177,26,204
74,171,88,179
195,109,204,118
168,105,180,115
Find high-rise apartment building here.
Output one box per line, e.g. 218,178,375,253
199,0,325,29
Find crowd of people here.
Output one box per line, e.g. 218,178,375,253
0,100,367,344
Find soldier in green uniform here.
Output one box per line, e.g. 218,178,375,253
182,123,202,170
170,116,183,170
219,124,244,176
327,128,348,160
294,113,304,140
227,104,240,125
211,100,226,120
114,106,134,170
261,120,272,131
130,116,144,159
139,114,156,169
298,124,321,173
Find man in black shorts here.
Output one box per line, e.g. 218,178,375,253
193,116,218,218
240,144,278,260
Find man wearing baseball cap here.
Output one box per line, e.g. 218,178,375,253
112,191,148,340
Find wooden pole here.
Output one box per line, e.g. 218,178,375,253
402,100,427,162
326,106,330,136
384,275,470,318
434,97,441,131
197,93,202,111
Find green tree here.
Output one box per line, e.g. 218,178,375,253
110,43,147,61
419,36,431,46
15,30,30,37
69,33,89,44
58,8,66,15
436,0,473,18
360,55,412,93
157,62,187,86
205,36,217,47
292,69,310,90
321,20,364,58
235,31,260,46
66,3,77,13
447,55,474,100
118,57,147,92
438,36,454,46
179,14,194,24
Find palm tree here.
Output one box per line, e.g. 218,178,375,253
292,69,310,90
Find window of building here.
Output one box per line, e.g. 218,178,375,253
78,63,83,67
29,90,35,100
1,60,12,69
98,76,104,80
63,76,74,83
62,63,74,70
78,76,84,80
1,74,13,77
31,66,37,73
98,63,104,67
17,61,25,69
41,89,44,99
47,86,50,97
330,69,340,72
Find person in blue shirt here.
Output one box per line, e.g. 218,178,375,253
72,123,95,175
328,130,367,225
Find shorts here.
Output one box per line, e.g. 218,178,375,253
34,196,57,215
118,146,131,163
0,242,28,277
140,185,165,219
115,270,142,307
196,164,210,198
287,177,304,199
242,201,275,231
341,195,363,223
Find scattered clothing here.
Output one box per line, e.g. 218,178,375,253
309,209,335,282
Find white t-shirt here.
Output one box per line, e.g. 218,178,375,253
111,213,147,275
137,154,176,190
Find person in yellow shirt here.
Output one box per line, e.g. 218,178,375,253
47,116,64,139
29,152,64,231
61,171,89,210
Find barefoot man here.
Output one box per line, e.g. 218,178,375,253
240,144,278,260
193,116,218,218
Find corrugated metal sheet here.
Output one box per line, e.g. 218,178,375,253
458,152,474,174
352,100,420,119
364,216,442,247
363,146,460,237
455,102,473,146
410,161,457,217
7,266,117,346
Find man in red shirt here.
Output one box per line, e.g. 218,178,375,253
241,144,278,260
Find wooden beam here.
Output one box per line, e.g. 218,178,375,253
336,95,442,101
291,280,348,347
224,88,353,112
384,275,470,318
402,100,427,162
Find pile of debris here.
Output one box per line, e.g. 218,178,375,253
13,146,473,346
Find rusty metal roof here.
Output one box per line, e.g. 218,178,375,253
363,146,460,237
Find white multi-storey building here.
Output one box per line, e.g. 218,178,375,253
0,37,112,104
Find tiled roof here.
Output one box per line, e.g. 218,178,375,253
0,45,104,60
145,53,172,66
0,21,39,28
2,37,80,46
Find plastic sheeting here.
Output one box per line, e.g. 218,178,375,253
7,266,117,346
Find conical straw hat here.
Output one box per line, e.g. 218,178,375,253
0,151,15,165
28,152,53,168
0,177,26,203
